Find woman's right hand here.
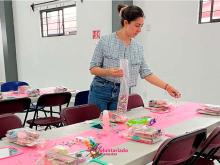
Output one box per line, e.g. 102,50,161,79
108,68,123,77
166,85,181,98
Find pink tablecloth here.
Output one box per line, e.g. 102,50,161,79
1,87,77,100
148,102,202,129
0,127,128,164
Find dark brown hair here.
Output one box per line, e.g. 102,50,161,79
118,4,144,26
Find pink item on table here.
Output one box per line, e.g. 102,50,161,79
40,87,68,95
197,105,220,116
6,128,40,147
27,89,40,97
102,110,110,133
109,112,128,123
18,86,29,94
149,100,168,108
121,125,162,144
147,99,170,113
17,132,27,139
1,87,77,101
146,106,171,114
54,86,68,93
148,102,202,129
40,88,53,94
2,91,29,99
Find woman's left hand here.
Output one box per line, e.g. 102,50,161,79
166,85,181,98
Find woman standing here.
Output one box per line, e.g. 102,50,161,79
88,4,181,112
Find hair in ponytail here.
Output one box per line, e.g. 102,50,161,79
117,4,144,26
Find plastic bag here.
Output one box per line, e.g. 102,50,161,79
120,125,162,144
54,86,68,93
146,100,171,113
27,89,40,97
116,59,129,114
18,85,29,94
127,116,156,127
6,128,40,146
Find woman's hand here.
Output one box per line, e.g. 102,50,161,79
108,68,123,77
165,84,181,98
90,67,123,77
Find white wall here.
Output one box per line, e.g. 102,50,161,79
134,1,220,105
12,0,220,105
0,20,6,82
12,0,112,90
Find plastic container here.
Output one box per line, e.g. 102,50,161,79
127,116,156,127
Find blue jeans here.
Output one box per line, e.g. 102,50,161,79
88,76,120,112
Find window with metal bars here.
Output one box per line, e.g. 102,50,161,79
40,5,77,37
199,0,220,23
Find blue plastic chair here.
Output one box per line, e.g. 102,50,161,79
0,81,29,92
74,90,89,106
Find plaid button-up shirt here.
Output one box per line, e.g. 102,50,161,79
90,33,152,87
